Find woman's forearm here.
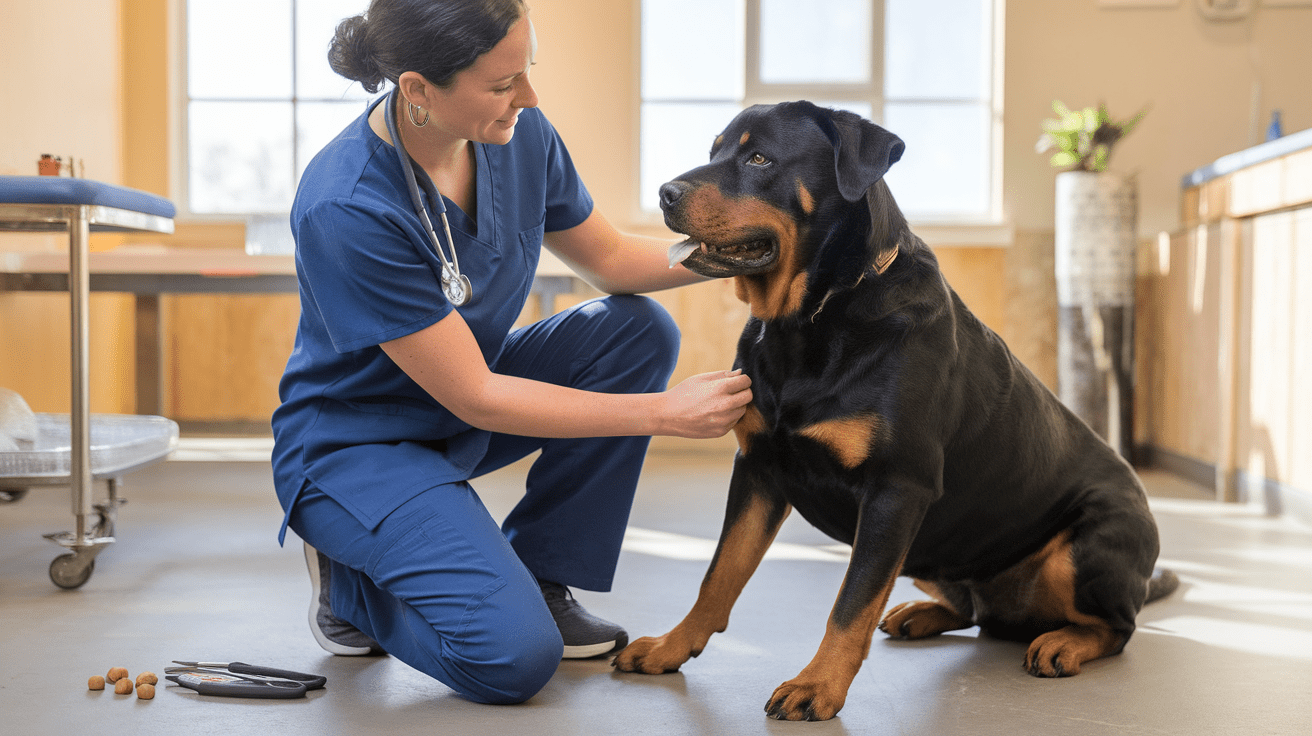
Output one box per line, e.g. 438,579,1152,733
544,211,709,295
381,309,751,441
453,372,670,438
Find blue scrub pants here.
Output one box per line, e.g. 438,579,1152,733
288,296,680,704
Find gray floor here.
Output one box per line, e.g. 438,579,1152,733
2,444,1311,735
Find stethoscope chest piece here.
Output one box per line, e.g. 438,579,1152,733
385,87,474,307
443,270,473,307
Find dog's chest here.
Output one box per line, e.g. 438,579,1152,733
735,347,893,544
741,408,866,544
738,322,894,472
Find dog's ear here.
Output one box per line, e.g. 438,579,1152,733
824,110,905,203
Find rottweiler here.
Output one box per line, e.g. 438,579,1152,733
611,101,1178,721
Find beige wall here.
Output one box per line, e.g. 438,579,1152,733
0,0,123,182
0,0,136,414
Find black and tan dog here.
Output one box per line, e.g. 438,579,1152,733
611,101,1178,721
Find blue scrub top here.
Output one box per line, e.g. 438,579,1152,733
272,97,594,534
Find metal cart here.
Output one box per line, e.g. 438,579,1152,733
0,176,177,588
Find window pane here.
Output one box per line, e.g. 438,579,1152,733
885,0,989,100
189,101,294,213
643,0,744,100
296,0,374,100
641,102,742,211
760,0,870,84
297,101,371,182
188,0,292,99
881,102,990,218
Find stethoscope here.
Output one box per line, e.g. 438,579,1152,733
384,86,473,306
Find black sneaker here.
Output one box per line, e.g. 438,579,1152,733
304,542,384,656
538,579,629,659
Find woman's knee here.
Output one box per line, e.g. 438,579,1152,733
595,295,681,377
608,294,679,348
460,638,563,705
447,587,564,704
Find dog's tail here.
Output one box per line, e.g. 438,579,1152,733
1146,567,1180,604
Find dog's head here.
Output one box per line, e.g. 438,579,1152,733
661,101,906,319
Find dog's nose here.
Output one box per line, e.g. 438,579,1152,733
659,181,688,209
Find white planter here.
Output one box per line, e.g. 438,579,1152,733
1053,171,1138,458
1055,171,1138,308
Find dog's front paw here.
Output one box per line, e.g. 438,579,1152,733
764,676,846,721
611,632,697,674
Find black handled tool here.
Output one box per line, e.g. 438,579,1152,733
170,661,327,690
166,670,307,699
165,661,326,699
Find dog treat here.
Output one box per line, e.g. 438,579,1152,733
114,677,134,695
137,683,156,700
135,671,158,687
106,666,129,683
88,675,105,690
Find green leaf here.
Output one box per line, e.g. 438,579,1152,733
1092,146,1109,172
1051,151,1077,168
1041,118,1067,134
1082,108,1099,132
1120,108,1148,137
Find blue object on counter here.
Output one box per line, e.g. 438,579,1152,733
1267,110,1284,143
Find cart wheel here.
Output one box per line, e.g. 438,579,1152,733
49,553,95,590
0,489,28,503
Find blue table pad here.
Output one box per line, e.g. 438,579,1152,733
0,176,175,220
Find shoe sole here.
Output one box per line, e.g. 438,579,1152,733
304,543,376,656
562,641,618,659
562,633,628,660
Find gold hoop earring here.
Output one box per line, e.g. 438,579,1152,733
407,102,430,127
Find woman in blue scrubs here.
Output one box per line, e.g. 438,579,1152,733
270,0,752,705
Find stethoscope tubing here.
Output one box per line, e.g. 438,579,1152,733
383,87,473,306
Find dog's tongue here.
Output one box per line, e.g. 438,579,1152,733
668,239,701,268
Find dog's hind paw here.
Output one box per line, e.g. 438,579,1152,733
879,600,973,640
1023,624,1124,677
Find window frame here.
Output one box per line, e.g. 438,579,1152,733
635,0,1008,243
170,0,378,222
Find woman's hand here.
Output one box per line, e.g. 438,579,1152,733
659,369,754,439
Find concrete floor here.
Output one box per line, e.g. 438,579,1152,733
2,442,1311,735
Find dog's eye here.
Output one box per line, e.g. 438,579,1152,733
748,153,771,167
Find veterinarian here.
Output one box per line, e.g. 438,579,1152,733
270,0,752,705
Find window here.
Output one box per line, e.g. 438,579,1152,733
641,0,1001,223
183,0,377,216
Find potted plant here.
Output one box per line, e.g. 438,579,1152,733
1037,101,1146,460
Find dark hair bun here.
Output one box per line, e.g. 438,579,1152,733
328,14,386,93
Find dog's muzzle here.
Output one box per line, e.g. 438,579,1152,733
660,181,778,276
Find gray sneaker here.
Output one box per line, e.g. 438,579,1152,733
304,542,384,656
538,579,629,659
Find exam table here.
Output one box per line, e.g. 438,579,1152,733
0,176,179,589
